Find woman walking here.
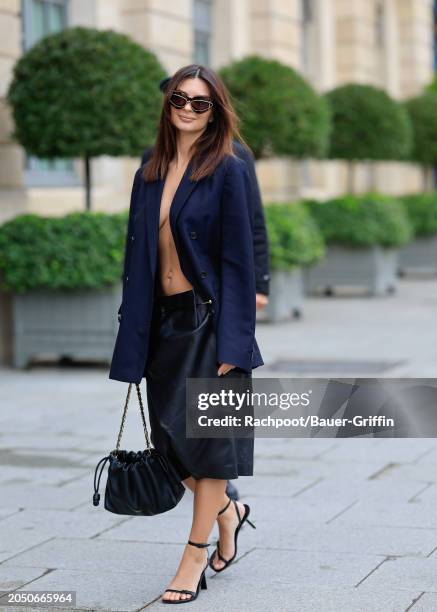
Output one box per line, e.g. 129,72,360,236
109,64,263,604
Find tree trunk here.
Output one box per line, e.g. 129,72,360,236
368,161,377,191
84,155,91,211
423,165,433,192
347,161,355,193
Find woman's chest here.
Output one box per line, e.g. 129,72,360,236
137,174,222,239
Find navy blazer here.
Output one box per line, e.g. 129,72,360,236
108,150,264,384
140,141,270,295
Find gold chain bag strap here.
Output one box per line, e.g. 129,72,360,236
92,382,185,515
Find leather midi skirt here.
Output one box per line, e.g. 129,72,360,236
144,288,254,481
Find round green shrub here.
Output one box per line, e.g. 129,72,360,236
219,55,331,159
0,212,128,293
304,193,413,248
264,202,325,270
404,92,437,165
6,26,166,158
398,193,437,237
325,84,412,161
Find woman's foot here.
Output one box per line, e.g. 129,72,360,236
210,499,246,571
161,542,208,603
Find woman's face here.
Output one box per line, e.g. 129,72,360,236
169,77,213,135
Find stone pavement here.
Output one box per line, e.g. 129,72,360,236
0,277,436,611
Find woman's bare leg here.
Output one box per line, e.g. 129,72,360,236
183,476,228,507
182,476,246,572
210,495,248,571
182,475,247,571
162,477,228,603
182,476,197,493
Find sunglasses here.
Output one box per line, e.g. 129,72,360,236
169,90,214,114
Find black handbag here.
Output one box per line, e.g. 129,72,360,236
92,382,185,515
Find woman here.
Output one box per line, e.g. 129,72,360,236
109,64,263,604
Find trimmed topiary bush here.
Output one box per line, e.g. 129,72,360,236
398,193,437,237
304,193,413,248
0,212,127,293
325,84,412,191
6,26,166,209
264,202,325,270
219,55,331,159
325,84,412,161
404,92,437,190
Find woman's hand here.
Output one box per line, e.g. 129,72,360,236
256,293,269,310
217,362,236,376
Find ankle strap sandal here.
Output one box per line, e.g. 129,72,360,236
162,540,210,605
210,498,256,573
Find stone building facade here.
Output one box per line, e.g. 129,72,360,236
0,0,434,223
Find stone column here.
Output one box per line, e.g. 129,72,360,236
248,0,301,68
0,0,24,194
396,0,434,97
212,0,250,65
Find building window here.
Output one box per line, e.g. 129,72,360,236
301,0,312,73
301,0,314,76
193,0,212,65
375,0,385,48
22,0,79,187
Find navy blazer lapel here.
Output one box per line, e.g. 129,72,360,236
143,157,199,276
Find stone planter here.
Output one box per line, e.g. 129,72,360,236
11,283,122,368
303,245,399,296
256,268,304,323
398,234,437,276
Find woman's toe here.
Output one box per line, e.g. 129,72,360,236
163,590,175,602
212,556,223,570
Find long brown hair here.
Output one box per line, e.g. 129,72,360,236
142,64,251,183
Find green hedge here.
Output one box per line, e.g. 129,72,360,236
325,84,412,161
0,212,127,293
264,202,325,270
219,55,331,160
303,193,413,248
6,26,165,159
404,93,437,166
398,193,437,237
1,191,420,293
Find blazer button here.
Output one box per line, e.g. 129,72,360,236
131,235,135,241
263,273,270,281
200,271,207,278
190,231,197,239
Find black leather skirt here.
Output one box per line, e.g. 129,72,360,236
144,287,254,481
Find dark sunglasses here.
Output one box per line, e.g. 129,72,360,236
169,90,213,114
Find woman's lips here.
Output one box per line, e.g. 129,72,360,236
179,115,194,122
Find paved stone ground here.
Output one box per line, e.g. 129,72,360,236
0,277,436,612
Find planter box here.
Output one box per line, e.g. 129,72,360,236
398,235,437,276
11,283,122,368
303,245,399,296
256,268,304,323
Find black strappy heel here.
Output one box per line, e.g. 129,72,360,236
162,540,210,604
209,497,256,573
